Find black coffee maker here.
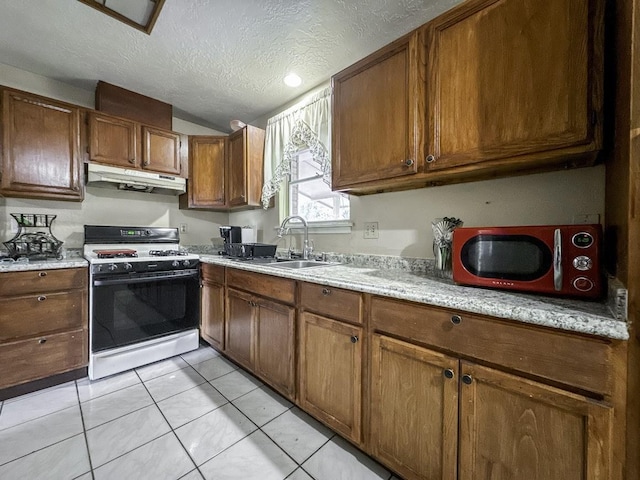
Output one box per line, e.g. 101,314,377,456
220,226,241,255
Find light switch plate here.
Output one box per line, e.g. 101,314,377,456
572,214,600,224
364,222,379,239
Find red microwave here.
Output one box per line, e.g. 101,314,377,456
452,224,602,298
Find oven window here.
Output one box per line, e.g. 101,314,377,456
461,235,553,281
91,274,199,352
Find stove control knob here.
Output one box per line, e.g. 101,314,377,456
108,263,118,272
172,260,180,268
183,260,191,267
123,263,133,271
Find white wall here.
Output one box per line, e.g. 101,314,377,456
0,64,229,248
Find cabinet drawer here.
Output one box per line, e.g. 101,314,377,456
370,297,613,396
0,290,87,341
0,328,87,389
227,269,296,304
0,268,87,296
201,263,225,284
300,282,363,324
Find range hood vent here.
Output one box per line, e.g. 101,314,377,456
86,163,186,195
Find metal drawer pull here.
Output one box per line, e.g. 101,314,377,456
37,295,47,302
462,374,473,385
350,335,359,344
38,271,47,277
451,314,462,325
322,288,331,296
38,338,47,344
426,154,436,163
403,158,414,167
443,368,454,379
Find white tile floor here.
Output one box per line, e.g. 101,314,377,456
0,344,403,480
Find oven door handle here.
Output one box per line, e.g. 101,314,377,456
93,270,198,287
553,228,562,291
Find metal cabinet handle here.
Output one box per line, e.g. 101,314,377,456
443,368,455,379
38,271,47,277
37,295,47,302
322,288,331,296
403,158,414,167
350,335,359,344
129,158,136,164
426,154,436,163
462,374,473,385
143,160,150,166
451,314,462,325
38,338,47,344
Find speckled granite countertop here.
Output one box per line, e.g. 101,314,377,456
200,254,629,341
0,257,88,272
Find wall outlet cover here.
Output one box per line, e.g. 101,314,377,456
572,214,600,224
364,222,379,239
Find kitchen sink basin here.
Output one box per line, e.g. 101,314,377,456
269,260,336,269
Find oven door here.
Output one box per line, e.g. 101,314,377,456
90,269,200,352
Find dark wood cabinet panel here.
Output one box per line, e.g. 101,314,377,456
201,279,225,351
1,89,83,200
88,112,137,168
179,136,226,209
300,282,363,325
0,267,86,296
299,311,363,444
225,288,255,369
142,126,181,175
227,125,265,209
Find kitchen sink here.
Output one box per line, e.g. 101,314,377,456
269,260,336,269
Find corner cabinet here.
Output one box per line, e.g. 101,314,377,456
1,89,83,200
88,111,184,176
331,29,426,190
181,125,265,211
424,0,604,175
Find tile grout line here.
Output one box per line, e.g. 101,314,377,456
75,380,96,480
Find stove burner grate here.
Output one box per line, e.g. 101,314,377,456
149,249,188,257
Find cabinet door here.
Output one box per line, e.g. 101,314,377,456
201,280,224,350
1,90,82,200
426,0,602,172
331,29,425,189
142,126,181,175
227,128,247,207
299,312,362,443
459,362,613,480
89,113,137,168
225,288,255,369
370,334,459,480
181,136,226,209
255,298,295,400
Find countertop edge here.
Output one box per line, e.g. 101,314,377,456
200,255,629,341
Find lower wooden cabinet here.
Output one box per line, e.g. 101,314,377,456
200,264,225,350
458,362,613,480
298,311,363,444
225,286,296,400
370,334,458,480
0,267,88,390
370,334,614,480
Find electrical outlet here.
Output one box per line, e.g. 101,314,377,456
364,222,379,239
179,223,188,233
572,214,600,225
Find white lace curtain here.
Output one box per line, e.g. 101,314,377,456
261,87,331,209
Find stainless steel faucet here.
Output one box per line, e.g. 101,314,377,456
278,215,312,260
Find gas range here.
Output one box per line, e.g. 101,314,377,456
83,225,199,275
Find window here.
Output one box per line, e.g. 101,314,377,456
287,148,350,223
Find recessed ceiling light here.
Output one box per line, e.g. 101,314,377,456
284,73,302,87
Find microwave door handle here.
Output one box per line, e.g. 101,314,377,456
553,228,562,291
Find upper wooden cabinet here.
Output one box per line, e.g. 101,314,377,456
227,125,265,209
180,136,226,209
425,0,603,174
331,0,604,193
181,125,265,211
332,29,426,190
0,89,83,201
88,111,184,176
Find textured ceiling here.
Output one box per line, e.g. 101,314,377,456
0,0,462,132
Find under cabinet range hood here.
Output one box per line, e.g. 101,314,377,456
86,163,186,195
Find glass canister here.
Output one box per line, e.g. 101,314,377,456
431,217,463,276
